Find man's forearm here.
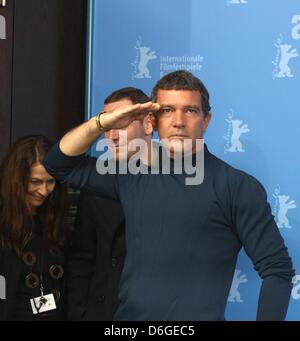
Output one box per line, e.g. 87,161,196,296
59,101,160,157
60,116,101,156
256,276,293,320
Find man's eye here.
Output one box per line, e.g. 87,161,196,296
160,108,172,114
187,108,198,114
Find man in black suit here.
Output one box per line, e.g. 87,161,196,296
66,87,153,320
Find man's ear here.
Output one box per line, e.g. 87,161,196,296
143,112,155,135
204,112,212,130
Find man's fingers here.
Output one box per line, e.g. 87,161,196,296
102,102,161,130
116,102,160,117
116,102,146,116
139,102,160,113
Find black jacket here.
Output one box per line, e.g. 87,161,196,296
0,233,66,321
66,190,126,321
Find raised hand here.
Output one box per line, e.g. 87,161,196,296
100,102,160,131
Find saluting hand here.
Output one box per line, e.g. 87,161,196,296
100,102,160,131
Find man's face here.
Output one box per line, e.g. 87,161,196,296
104,98,153,160
155,89,211,156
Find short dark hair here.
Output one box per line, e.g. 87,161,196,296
151,70,211,116
104,87,150,105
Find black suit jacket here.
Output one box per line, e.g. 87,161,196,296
66,190,126,321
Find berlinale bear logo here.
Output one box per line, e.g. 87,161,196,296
132,37,157,79
273,185,296,229
291,15,300,40
224,110,250,153
273,15,300,79
292,275,300,300
277,43,298,78
228,270,248,303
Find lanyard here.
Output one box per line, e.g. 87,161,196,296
31,238,46,314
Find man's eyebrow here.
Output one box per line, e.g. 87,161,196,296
159,104,175,107
183,105,201,109
159,104,201,107
158,104,202,110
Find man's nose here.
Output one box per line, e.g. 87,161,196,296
172,110,185,128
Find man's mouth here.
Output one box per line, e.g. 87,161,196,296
169,135,188,139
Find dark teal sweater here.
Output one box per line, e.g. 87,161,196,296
44,144,294,321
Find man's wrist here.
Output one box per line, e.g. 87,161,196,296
95,111,106,132
93,111,109,133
